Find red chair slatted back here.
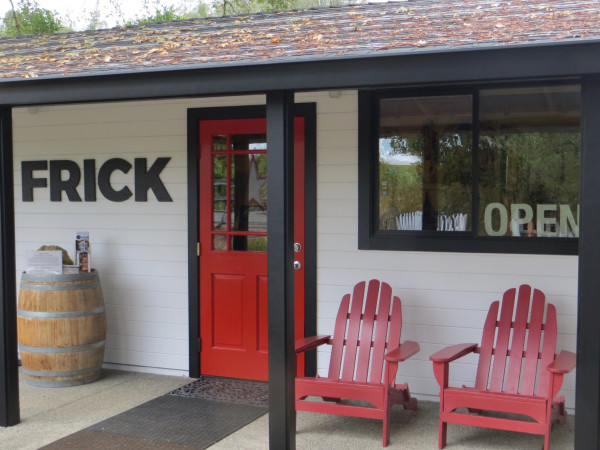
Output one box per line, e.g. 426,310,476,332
328,280,402,383
475,285,558,396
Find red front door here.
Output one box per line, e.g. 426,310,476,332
199,117,305,381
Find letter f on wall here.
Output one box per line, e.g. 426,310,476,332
22,161,48,202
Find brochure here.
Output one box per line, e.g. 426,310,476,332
75,231,91,273
25,250,62,274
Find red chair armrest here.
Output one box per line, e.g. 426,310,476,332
385,340,420,362
547,350,576,374
429,343,478,363
295,335,330,353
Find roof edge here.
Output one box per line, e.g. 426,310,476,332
2,36,600,85
0,38,597,107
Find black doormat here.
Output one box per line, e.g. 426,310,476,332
41,378,268,450
167,375,269,407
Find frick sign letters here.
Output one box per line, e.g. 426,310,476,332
21,157,173,202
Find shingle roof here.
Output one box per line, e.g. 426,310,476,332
0,0,598,81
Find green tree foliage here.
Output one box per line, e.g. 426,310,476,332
379,128,472,230
378,129,580,234
179,3,210,19
211,0,362,16
125,6,182,26
1,0,64,36
478,131,580,234
378,162,421,229
85,0,106,30
212,0,295,16
2,0,362,35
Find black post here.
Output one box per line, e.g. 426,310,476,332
576,76,600,449
0,107,19,427
266,91,296,449
186,109,201,378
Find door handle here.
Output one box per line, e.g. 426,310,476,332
293,261,302,271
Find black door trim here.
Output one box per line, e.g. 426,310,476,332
186,102,318,378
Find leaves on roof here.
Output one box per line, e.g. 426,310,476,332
0,0,598,80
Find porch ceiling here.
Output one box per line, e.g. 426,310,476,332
0,0,599,82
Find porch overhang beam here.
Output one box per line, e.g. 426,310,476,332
0,40,598,107
266,91,296,449
0,107,18,427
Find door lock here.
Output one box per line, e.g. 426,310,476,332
294,243,302,252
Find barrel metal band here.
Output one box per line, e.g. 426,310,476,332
24,372,102,388
21,271,98,283
19,340,105,353
22,365,102,377
17,306,105,319
20,281,101,291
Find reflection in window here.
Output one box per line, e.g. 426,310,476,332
231,235,267,252
212,155,227,231
479,85,580,238
375,84,580,240
231,154,267,232
211,133,268,252
379,95,473,232
213,135,227,151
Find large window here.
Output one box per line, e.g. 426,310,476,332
359,83,581,254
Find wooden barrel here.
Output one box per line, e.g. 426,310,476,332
17,270,106,387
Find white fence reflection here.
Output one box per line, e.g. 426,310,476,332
396,211,468,231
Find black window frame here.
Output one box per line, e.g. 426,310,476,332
358,81,581,255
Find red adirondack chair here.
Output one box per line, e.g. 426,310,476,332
430,284,576,450
295,279,419,447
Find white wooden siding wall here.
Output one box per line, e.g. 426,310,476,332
297,91,578,410
12,91,577,408
12,95,265,375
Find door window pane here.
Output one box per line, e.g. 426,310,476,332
213,135,227,151
479,85,581,238
211,131,268,253
213,235,227,251
212,155,227,231
232,134,267,151
231,154,267,233
378,95,473,231
231,235,268,252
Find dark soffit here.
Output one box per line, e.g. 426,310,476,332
0,39,598,107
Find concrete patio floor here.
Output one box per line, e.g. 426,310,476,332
0,369,575,449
